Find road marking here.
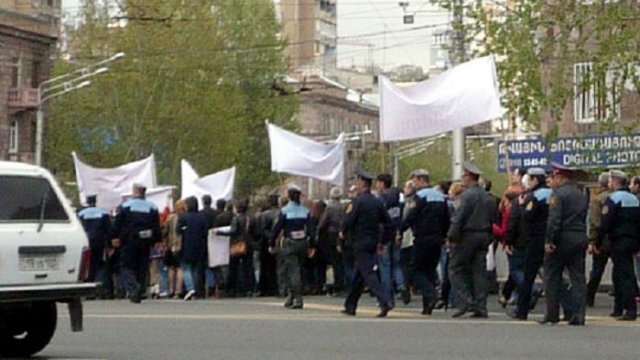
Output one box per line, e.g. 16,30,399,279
75,301,640,327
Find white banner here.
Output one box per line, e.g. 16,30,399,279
267,123,345,186
208,227,230,267
180,160,235,206
72,152,157,212
379,56,505,142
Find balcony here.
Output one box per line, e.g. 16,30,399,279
8,88,39,113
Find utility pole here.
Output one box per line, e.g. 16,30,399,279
451,0,466,180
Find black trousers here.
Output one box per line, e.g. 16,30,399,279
345,251,391,312
543,238,587,323
228,251,254,296
412,237,442,306
587,249,612,303
449,234,490,315
516,238,544,318
611,238,639,316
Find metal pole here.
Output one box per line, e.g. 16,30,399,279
451,0,465,180
393,152,399,186
35,104,44,166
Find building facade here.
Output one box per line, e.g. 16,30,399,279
0,0,61,163
278,0,336,71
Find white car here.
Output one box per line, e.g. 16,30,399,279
0,161,96,357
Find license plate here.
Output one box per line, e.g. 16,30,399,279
19,256,60,272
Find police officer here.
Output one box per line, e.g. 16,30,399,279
541,163,588,325
598,170,640,321
78,195,112,298
269,184,313,309
509,168,551,320
112,184,162,303
586,172,612,307
401,169,449,315
340,170,394,317
447,162,497,318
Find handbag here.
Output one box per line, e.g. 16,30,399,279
230,217,251,257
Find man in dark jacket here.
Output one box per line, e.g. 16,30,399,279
178,196,208,300
340,170,394,317
112,184,162,303
541,163,588,326
448,162,498,319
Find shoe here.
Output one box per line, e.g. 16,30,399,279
529,291,541,311
538,317,559,325
507,309,526,321
586,296,595,308
434,300,447,310
130,293,141,304
497,296,508,308
568,318,585,326
609,311,623,318
452,306,470,318
377,302,393,318
401,288,411,305
470,311,488,319
184,290,196,301
284,296,293,308
341,308,356,316
291,303,303,309
616,314,637,321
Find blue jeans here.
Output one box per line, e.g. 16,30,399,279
159,264,170,295
181,261,198,293
508,250,527,301
379,241,406,301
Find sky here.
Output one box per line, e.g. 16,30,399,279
62,0,451,72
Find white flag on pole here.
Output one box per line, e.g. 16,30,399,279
267,123,345,186
72,152,157,212
379,56,505,142
180,160,235,206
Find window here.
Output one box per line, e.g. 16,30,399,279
574,62,620,123
0,176,69,222
9,121,18,154
31,60,41,88
10,57,21,87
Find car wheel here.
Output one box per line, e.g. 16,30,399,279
0,301,57,357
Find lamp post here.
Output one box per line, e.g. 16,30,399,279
35,53,124,166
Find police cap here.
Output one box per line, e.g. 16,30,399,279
287,183,302,193
412,169,430,178
609,169,628,181
356,169,375,182
86,195,97,204
462,161,483,175
330,186,343,199
527,167,546,176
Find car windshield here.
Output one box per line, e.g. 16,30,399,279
0,176,69,222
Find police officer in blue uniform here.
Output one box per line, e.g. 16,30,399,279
112,184,162,303
598,170,640,321
340,170,394,317
509,168,550,320
541,163,588,325
78,195,112,297
269,184,313,309
401,169,449,315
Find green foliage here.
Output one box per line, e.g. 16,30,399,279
431,0,640,135
46,0,298,196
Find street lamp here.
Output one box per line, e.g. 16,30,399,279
35,53,124,166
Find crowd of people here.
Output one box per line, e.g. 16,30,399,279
77,161,640,323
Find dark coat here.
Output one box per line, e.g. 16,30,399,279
177,212,208,263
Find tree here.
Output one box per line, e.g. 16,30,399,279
46,0,298,197
431,0,640,135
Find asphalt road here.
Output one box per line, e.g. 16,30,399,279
33,293,640,360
